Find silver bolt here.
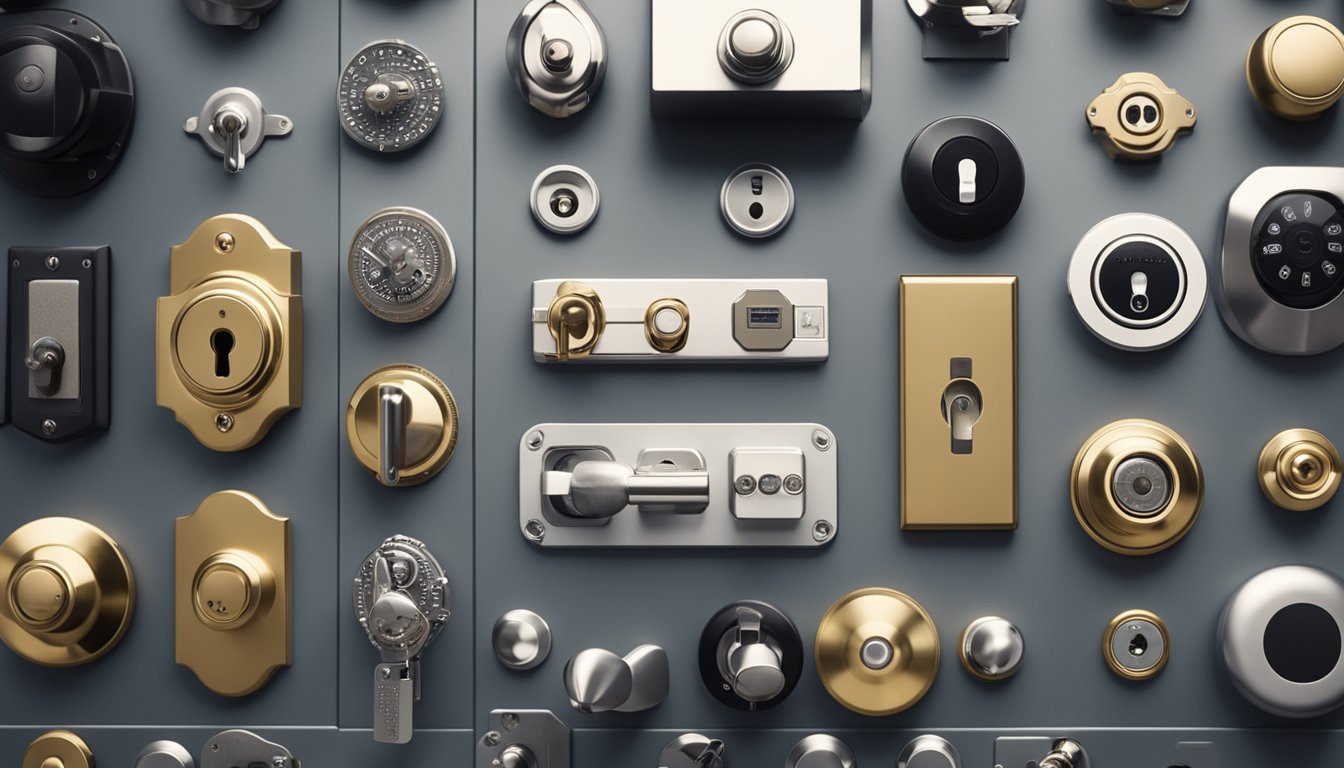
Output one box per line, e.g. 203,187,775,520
734,475,757,495
41,419,57,436
524,519,546,542
82,258,92,269
525,430,544,450
215,412,235,432
211,744,220,752
484,731,502,747
812,429,832,451
45,255,59,271
759,473,782,494
812,520,833,542
783,474,804,494
501,712,519,730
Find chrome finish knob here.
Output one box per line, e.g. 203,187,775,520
784,735,855,768
959,616,1024,681
564,645,669,713
899,735,962,768
660,734,725,768
719,10,793,84
492,609,552,670
132,742,195,768
726,606,786,702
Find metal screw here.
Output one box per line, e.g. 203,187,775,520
82,258,92,269
734,475,757,495
501,712,519,730
783,474,804,494
484,731,502,747
11,260,18,269
524,519,546,542
86,169,97,180
759,474,782,495
211,743,220,752
812,520,833,542
525,430,544,450
45,255,59,271
215,412,235,432
41,419,57,436
812,429,832,451
216,232,235,253
550,189,578,218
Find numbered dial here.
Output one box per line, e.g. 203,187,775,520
353,534,451,652
348,208,456,322
338,40,444,152
1252,193,1344,309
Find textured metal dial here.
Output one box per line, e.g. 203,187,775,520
353,534,451,650
338,40,444,152
348,207,456,322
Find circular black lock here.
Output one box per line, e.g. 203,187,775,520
1250,192,1344,310
698,599,803,711
903,115,1025,242
0,10,135,197
1094,239,1185,328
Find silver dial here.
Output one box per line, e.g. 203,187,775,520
348,207,456,322
338,39,444,152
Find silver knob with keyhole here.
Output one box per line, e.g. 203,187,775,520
721,164,795,239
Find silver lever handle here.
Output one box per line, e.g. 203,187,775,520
543,460,710,519
25,336,64,396
941,357,983,455
379,385,408,486
213,105,248,174
564,644,669,713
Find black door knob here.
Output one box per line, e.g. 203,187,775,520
903,115,1025,242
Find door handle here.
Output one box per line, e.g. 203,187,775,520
542,453,710,519
941,358,984,455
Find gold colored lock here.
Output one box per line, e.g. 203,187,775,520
176,491,290,697
1087,73,1196,160
547,281,605,360
1259,429,1342,511
814,587,939,716
157,214,302,451
1247,16,1344,121
0,518,134,667
347,365,459,487
644,298,690,353
22,731,93,768
1071,419,1203,556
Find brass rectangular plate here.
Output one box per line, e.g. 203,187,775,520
900,276,1017,529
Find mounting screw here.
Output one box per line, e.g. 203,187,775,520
525,430,545,450
41,419,57,436
501,712,520,730
735,475,757,495
484,731,502,747
82,258,92,269
524,519,546,543
45,255,59,271
215,232,235,253
812,520,833,542
11,260,19,269
215,412,235,432
812,429,832,451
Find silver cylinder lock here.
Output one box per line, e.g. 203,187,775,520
507,0,608,118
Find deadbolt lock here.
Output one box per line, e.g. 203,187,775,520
0,518,135,667
547,281,605,360
157,214,302,452
347,365,459,487
176,491,290,697
1087,73,1196,160
1259,429,1342,511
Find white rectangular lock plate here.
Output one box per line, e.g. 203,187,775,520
519,423,837,547
531,279,828,362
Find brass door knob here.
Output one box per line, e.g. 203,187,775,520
1247,16,1344,121
814,587,939,716
1086,72,1196,160
0,518,134,666
1070,419,1203,556
1259,429,1342,511
547,281,605,360
23,731,94,768
347,365,459,487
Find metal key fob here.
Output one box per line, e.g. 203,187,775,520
354,534,451,743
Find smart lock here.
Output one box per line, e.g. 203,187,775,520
533,279,828,362
5,246,110,442
157,214,302,451
521,423,838,547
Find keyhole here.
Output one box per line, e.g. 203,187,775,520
211,329,235,378
1129,633,1148,657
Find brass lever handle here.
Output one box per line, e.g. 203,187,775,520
379,385,409,486
547,281,605,360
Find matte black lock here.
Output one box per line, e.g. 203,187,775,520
698,600,803,711
0,10,134,197
903,116,1025,241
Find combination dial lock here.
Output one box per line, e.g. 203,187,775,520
338,40,444,152
348,207,457,323
1251,193,1344,310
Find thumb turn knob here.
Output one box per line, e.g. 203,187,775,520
347,365,459,487
1247,16,1344,121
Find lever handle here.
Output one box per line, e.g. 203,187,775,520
25,336,65,396
547,282,605,360
378,385,408,486
565,644,669,713
941,358,983,455
213,106,248,174
543,460,710,519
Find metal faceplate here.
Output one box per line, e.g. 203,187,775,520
476,710,571,768
354,535,451,649
519,423,838,547
348,207,456,323
532,279,828,362
199,730,298,768
338,40,444,152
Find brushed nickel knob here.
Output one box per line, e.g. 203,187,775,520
492,609,552,670
959,616,1024,681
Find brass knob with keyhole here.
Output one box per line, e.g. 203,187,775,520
0,518,134,667
644,298,690,353
1103,609,1170,680
1247,16,1344,121
1071,419,1203,556
1259,429,1342,511
23,731,94,768
347,365,459,487
1087,72,1196,160
814,587,939,716
547,281,605,360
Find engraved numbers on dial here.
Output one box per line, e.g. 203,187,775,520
338,40,444,152
348,207,456,323
1252,192,1344,309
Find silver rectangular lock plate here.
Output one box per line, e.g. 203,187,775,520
519,423,837,547
6,246,111,442
532,279,828,363
476,710,571,768
651,0,872,119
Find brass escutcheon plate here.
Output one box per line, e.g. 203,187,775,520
1087,72,1196,159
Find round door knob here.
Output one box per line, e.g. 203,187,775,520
1248,16,1344,121
492,609,552,670
903,116,1025,242
192,551,272,629
1221,565,1344,718
815,587,940,716
1259,429,1342,511
23,732,93,768
700,600,804,710
133,741,195,768
347,365,459,487
784,734,855,768
959,616,1024,681
898,735,962,768
718,10,794,84
0,518,134,666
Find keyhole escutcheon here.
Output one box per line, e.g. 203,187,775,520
211,329,235,378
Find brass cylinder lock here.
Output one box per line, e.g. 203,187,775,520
547,281,605,360
347,365,459,487
156,214,302,452
1071,419,1203,556
0,518,134,666
1103,609,1170,680
1247,16,1344,121
814,587,940,716
1259,429,1342,511
1087,73,1196,160
176,491,290,696
644,298,690,353
23,731,94,768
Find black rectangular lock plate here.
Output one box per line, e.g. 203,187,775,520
7,246,111,442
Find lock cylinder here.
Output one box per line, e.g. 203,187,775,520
1259,429,1342,511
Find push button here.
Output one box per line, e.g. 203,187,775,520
904,116,1024,241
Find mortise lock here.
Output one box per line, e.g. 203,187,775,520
547,281,605,360
176,491,290,697
1259,429,1342,511
347,365,459,487
564,645,669,713
156,214,302,451
1087,73,1196,160
543,449,710,520
185,87,292,174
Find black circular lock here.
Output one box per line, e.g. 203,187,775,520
0,10,134,197
1251,192,1344,310
1094,239,1185,328
903,115,1025,242
698,600,803,711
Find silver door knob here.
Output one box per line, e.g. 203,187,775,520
564,645,669,713
492,609,552,670
727,607,786,702
660,734,725,768
784,735,855,768
959,616,1024,681
899,735,961,768
133,741,195,768
506,0,608,117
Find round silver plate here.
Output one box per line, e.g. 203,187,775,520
348,207,456,323
337,39,444,152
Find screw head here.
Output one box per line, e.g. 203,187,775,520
524,519,546,542
758,473,783,494
734,474,757,495
501,712,519,730
812,429,832,451
41,419,57,436
215,412,235,432
783,474,805,494
215,232,235,253
484,731,502,747
45,255,59,271
812,520,833,542
525,430,544,450
82,258,92,269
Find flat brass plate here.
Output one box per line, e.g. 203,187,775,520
815,587,939,716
